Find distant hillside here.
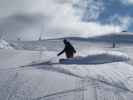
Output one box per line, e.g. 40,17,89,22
58,33,133,44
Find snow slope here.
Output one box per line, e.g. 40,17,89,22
1,38,133,100
0,39,13,49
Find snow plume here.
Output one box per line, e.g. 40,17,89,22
42,0,121,38
0,0,130,40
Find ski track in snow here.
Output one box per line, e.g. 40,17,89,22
1,39,133,99
3,60,133,98
32,87,87,100
17,60,133,95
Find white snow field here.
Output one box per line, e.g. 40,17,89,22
1,36,133,100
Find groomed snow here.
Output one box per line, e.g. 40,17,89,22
1,39,133,100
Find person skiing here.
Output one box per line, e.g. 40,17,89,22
57,39,76,58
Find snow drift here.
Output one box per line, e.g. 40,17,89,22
0,39,13,49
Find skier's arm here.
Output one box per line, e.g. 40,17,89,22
72,46,76,53
57,49,65,56
73,48,76,53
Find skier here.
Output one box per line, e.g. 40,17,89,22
57,39,76,58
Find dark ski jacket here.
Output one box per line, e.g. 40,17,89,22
58,40,76,58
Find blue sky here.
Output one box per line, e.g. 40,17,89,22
0,0,133,40
76,0,133,31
